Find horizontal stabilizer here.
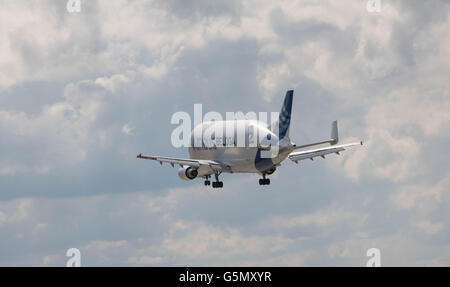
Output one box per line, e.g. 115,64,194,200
289,141,362,163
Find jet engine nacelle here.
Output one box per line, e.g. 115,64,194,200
178,166,198,180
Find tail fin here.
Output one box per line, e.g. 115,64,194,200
330,120,339,145
273,90,293,139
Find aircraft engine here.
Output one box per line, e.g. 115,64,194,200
178,166,198,180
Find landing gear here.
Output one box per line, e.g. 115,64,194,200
204,173,224,188
259,174,270,185
212,181,223,188
204,175,211,186
212,173,223,188
259,178,270,185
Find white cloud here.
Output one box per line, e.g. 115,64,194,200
0,80,104,174
0,0,449,267
85,240,129,250
121,124,135,136
0,198,33,226
266,204,367,230
127,255,165,265
389,172,450,236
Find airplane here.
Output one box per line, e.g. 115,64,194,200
137,90,363,188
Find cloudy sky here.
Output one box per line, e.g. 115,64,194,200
0,0,449,266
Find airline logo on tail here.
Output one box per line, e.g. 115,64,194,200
278,90,293,139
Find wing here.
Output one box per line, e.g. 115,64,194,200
136,153,227,173
288,141,363,163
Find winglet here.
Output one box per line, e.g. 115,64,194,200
330,120,339,145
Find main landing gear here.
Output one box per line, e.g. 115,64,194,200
212,181,223,188
259,173,270,185
212,173,223,188
204,175,211,186
205,174,223,188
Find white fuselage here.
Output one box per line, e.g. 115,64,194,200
188,120,294,176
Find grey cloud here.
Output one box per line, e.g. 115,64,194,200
0,0,449,266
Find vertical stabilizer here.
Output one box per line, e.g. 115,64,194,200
272,90,293,139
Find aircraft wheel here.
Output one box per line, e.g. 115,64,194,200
259,178,270,185
212,181,223,188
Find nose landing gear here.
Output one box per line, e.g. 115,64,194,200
259,178,270,185
259,173,270,185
